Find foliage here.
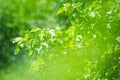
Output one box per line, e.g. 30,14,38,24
0,0,71,68
15,0,120,80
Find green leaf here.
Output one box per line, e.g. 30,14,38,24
30,27,40,32
12,37,24,43
57,7,66,15
15,47,20,55
57,3,70,15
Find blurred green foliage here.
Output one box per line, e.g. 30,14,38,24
0,0,72,68
15,0,120,80
0,0,120,80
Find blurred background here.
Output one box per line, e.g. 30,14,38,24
0,0,72,79
0,0,120,80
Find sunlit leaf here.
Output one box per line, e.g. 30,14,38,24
57,7,66,15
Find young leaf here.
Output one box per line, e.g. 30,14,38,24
57,7,66,15
12,37,24,43
30,27,40,32
57,3,70,15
